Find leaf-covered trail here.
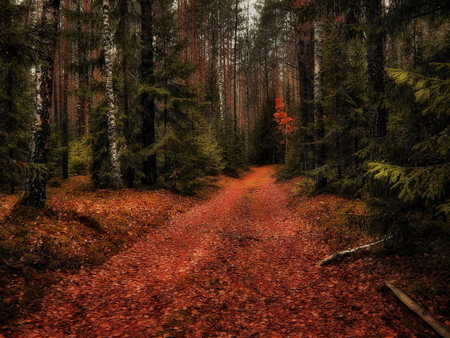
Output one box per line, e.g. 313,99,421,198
6,166,409,337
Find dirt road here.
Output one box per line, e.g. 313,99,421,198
5,166,409,337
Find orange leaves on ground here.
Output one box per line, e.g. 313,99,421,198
1,168,433,337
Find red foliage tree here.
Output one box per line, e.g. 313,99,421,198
273,97,296,144
274,97,296,163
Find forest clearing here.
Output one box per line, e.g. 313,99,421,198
1,166,449,337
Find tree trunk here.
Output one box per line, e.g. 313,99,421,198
364,0,387,138
75,0,90,140
297,19,315,171
313,16,324,143
313,16,326,190
61,0,70,180
118,0,134,188
22,0,61,209
102,0,123,189
141,0,158,186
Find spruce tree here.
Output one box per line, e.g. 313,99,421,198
0,1,34,193
368,66,450,221
149,3,225,193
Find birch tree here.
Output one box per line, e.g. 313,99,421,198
22,0,61,208
313,14,327,190
102,0,123,189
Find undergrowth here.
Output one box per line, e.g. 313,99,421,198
286,175,450,325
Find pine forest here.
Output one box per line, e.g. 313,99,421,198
1,0,450,336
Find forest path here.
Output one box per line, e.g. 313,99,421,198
7,166,407,337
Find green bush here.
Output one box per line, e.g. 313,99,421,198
69,140,91,176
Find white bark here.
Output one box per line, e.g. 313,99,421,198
102,0,123,189
313,16,323,124
218,55,226,122
216,0,225,122
22,0,61,208
317,237,391,266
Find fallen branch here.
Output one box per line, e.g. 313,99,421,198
317,237,391,266
383,281,450,338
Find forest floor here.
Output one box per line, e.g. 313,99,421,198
0,166,448,337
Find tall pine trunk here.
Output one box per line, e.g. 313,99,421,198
61,0,70,180
297,19,315,171
364,0,387,138
102,0,123,189
22,0,61,209
141,0,157,186
75,0,90,140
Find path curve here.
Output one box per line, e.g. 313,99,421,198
5,166,406,337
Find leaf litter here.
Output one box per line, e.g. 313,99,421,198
2,167,424,337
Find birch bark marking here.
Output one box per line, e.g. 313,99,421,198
22,0,61,209
313,15,327,190
313,16,323,128
216,0,225,123
102,0,123,189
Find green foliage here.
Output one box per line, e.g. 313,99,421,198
88,102,113,188
216,119,248,177
44,129,66,186
0,3,35,193
368,163,449,205
158,111,225,194
289,23,368,190
360,63,450,239
288,3,450,239
137,8,226,193
69,140,91,176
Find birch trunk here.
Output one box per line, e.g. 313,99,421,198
216,0,225,123
313,17,323,133
22,0,61,209
313,16,327,190
102,0,123,189
218,56,226,122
